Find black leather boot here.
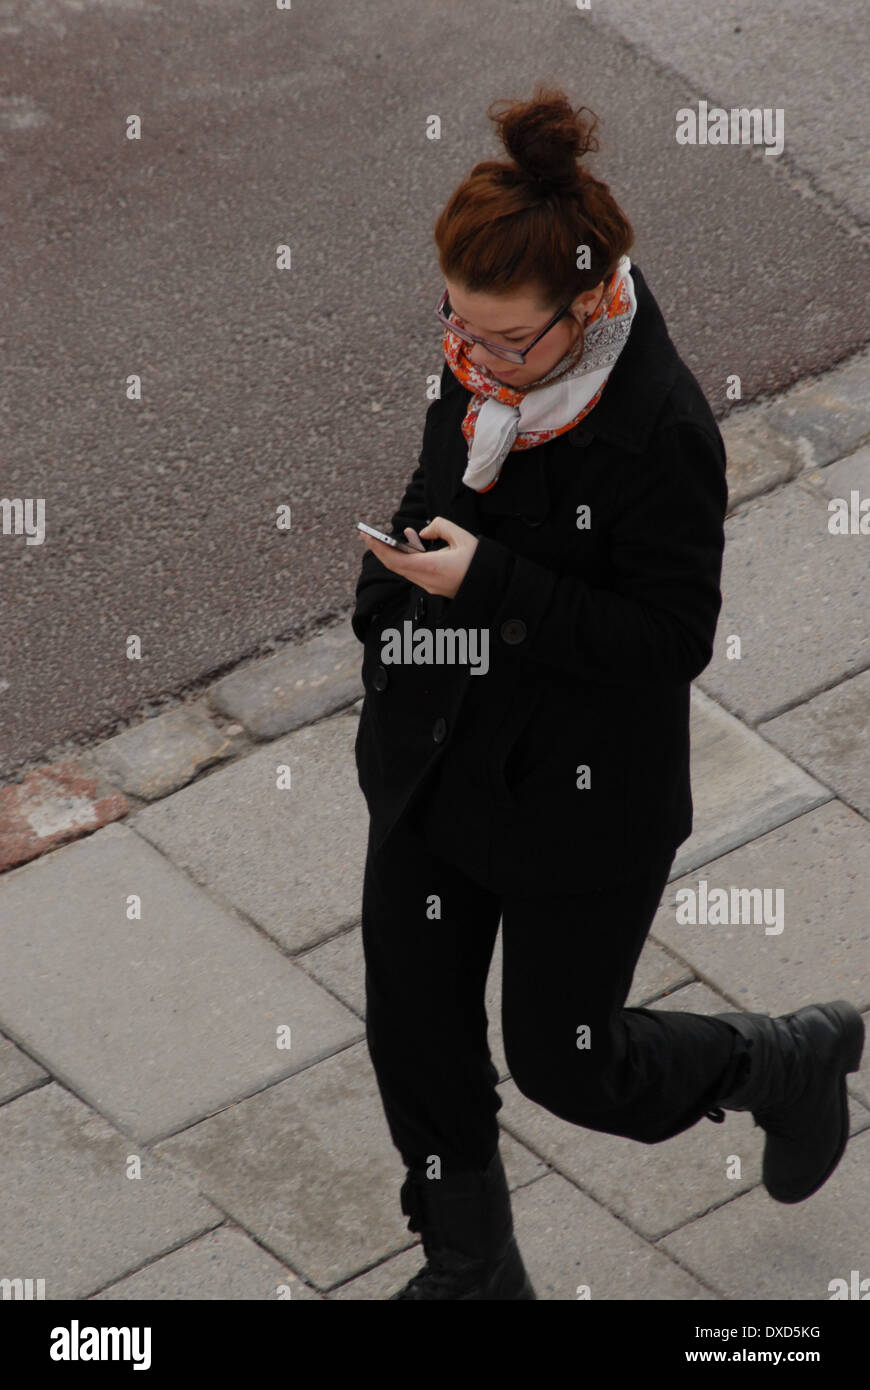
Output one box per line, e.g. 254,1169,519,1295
388,1148,537,1300
705,1000,865,1204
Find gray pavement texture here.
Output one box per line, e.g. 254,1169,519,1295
2,0,870,1303
3,0,870,777
1,349,869,1299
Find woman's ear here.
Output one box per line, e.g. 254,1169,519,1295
573,281,605,322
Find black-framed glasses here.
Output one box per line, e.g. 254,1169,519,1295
434,287,574,364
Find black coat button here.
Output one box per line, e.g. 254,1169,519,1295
519,514,544,527
372,666,389,691
432,716,448,743
500,619,527,645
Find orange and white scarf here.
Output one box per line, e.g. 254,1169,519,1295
442,254,636,492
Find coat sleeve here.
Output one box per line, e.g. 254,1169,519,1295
447,419,728,685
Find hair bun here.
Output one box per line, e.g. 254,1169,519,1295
488,85,599,195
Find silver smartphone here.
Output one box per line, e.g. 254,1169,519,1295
357,521,424,554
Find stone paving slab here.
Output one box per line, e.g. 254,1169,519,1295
300,918,692,1089
83,702,238,801
326,1232,448,1300
296,927,369,1023
805,441,870,503
91,1225,325,1301
208,619,363,740
652,801,870,1016
0,1033,47,1104
759,669,870,822
0,821,361,1143
133,708,368,953
658,1129,870,1301
154,1039,547,1292
0,759,128,872
720,410,808,513
510,1175,712,1300
0,1084,221,1301
628,939,697,1006
757,350,870,475
718,353,870,513
697,479,870,725
671,687,831,879
333,1172,716,1301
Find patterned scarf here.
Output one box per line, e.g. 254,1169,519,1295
442,254,637,492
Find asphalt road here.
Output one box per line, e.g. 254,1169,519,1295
2,0,869,777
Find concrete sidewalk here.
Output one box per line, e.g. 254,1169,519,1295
1,350,869,1301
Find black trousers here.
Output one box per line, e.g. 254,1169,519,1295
361,812,750,1176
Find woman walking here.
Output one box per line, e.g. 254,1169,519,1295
351,85,864,1301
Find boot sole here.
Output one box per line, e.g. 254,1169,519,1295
765,1001,864,1204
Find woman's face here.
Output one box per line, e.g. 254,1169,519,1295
444,278,605,388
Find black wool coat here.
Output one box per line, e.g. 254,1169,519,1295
351,262,728,893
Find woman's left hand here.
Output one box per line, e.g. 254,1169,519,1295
359,516,479,600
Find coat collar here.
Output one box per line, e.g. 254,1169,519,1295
438,261,680,525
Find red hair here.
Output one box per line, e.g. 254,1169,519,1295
433,84,634,326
